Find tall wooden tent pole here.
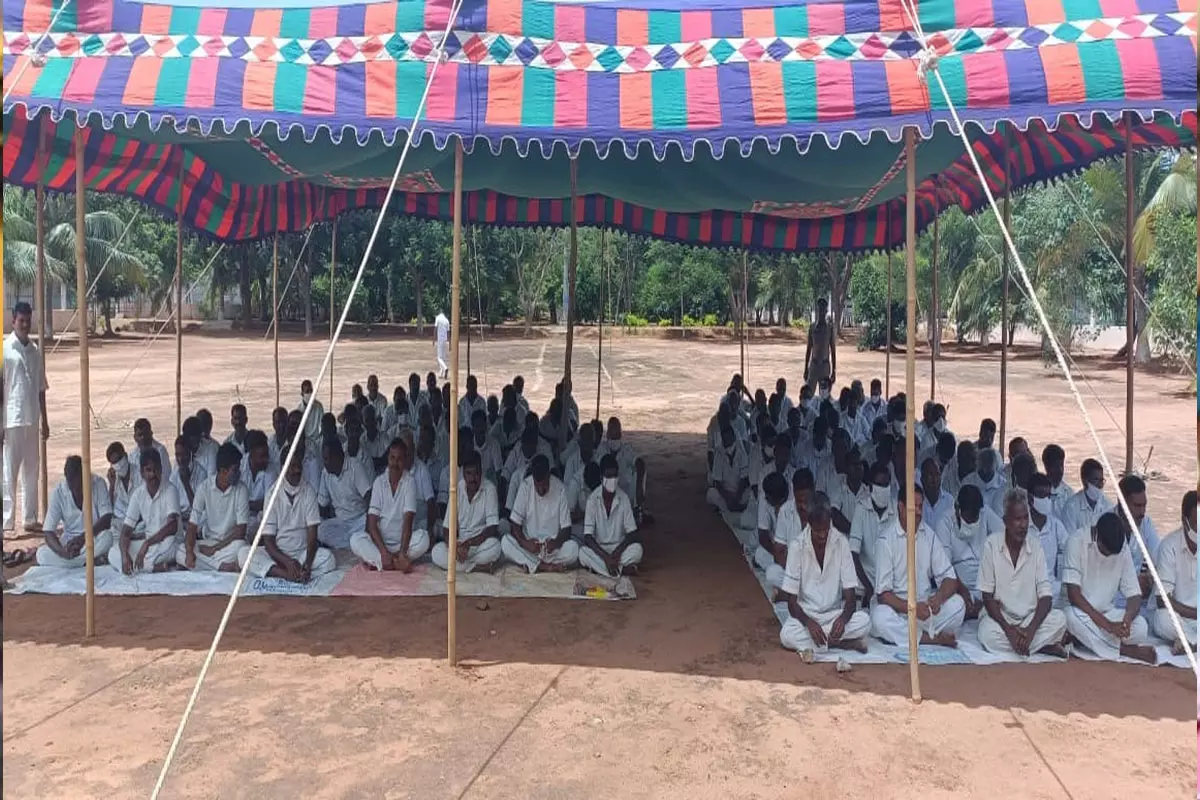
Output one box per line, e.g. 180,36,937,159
1123,112,1135,474
561,159,579,454
596,229,605,422
903,128,921,703
75,130,97,638
447,142,465,666
175,159,185,433
329,220,336,406
272,232,280,408
35,131,49,519
742,251,750,385
886,218,893,397
999,127,1011,452
739,252,747,379
930,211,940,401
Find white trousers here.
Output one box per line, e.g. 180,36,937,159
977,608,1068,655
500,533,579,573
239,541,336,579
578,541,644,577
1065,607,1149,660
317,513,366,550
436,340,449,374
107,535,178,574
1153,607,1197,647
3,424,40,529
753,545,785,589
705,487,755,530
36,530,114,569
780,606,871,652
349,527,430,570
870,595,966,646
176,538,247,571
430,537,502,572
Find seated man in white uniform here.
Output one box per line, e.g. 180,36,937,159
975,418,1001,474
470,409,504,486
562,423,599,498
919,458,954,538
964,448,1005,517
224,403,250,455
178,443,249,572
871,482,966,648
501,455,579,573
360,406,390,475
976,489,1068,658
940,485,1004,620
779,493,871,654
316,438,372,550
240,430,277,537
598,417,649,524
1060,458,1114,536
296,379,326,453
106,442,136,527
193,410,221,477
129,417,173,488
941,440,976,499
352,437,430,571
492,407,523,464
170,434,206,529
502,427,543,515
1040,444,1074,520
399,429,439,540
849,462,895,607
1063,512,1156,663
579,454,644,577
238,442,336,583
1027,473,1071,605
431,451,503,573
458,375,488,429
1116,474,1161,598
753,472,793,588
570,462,603,536
268,407,289,474
110,448,180,575
37,455,114,568
1152,490,1196,654
707,424,752,528
828,451,867,537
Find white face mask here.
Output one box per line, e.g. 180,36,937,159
1185,522,1196,546
302,392,313,405
602,477,619,493
1084,483,1104,503
115,456,130,478
870,394,881,404
892,421,906,437
1031,496,1052,516
870,484,891,507
933,419,946,433
957,517,980,540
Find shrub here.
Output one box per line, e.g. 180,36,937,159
657,318,672,327
682,314,699,328
789,318,808,330
622,313,649,328
702,313,720,327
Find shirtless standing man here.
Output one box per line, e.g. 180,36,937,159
804,298,836,391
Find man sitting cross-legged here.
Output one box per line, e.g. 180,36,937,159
37,456,114,568
430,451,503,574
501,455,579,573
110,448,180,575
870,483,965,648
579,454,644,578
316,437,372,550
238,441,336,583
1152,490,1197,655
351,437,430,572
178,443,250,573
1063,512,1157,664
779,493,871,655
706,423,752,527
976,489,1068,658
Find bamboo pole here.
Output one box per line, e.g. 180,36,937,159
886,218,893,397
930,210,940,401
561,159,579,454
272,232,280,408
999,126,1011,452
1123,112,1135,474
596,229,605,422
739,251,747,379
175,158,185,433
75,130,97,638
903,128,921,703
35,131,49,520
329,221,336,407
447,142,464,666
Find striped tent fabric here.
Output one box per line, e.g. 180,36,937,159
2,0,1197,249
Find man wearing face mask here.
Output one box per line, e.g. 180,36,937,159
1027,473,1071,606
849,462,895,607
940,485,1004,620
964,448,1005,517
579,454,643,577
597,417,648,523
111,449,181,575
1152,490,1197,654
106,442,137,529
296,379,325,453
860,379,885,431
1063,511,1157,664
707,425,752,529
803,298,836,389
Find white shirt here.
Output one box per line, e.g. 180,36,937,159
3,331,47,428
597,439,639,500
192,476,250,539
1129,516,1161,575
44,475,112,541
874,519,956,602
296,396,325,447
411,459,435,505
937,506,1005,592
169,462,207,520
267,435,288,475
123,482,181,536
772,500,808,550
471,434,503,482
194,437,219,478
978,532,1053,623
359,430,389,470
1048,480,1075,521
510,475,571,541
129,440,173,488
711,444,749,494
365,393,389,423
849,500,895,587
963,472,1005,517
381,404,410,436
437,465,463,505
921,490,955,540
240,460,278,512
263,479,320,553
583,487,637,548
1030,512,1071,580
1060,488,1114,536
318,460,372,520
223,431,249,456
110,469,134,521
1155,528,1197,606
781,527,859,617
369,470,422,535
459,395,488,428
1061,532,1140,614
435,313,450,344
445,478,500,539
827,477,868,531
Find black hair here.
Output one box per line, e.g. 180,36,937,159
1118,474,1146,499
792,468,814,492
530,454,551,481
216,443,243,472
1095,512,1125,555
763,471,788,505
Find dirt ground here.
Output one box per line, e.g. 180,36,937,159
3,328,1196,799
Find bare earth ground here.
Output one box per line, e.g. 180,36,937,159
3,328,1196,799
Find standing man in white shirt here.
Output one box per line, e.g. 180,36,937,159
178,443,249,572
110,449,181,575
501,455,579,573
36,456,113,569
431,452,502,573
976,489,1068,658
1153,490,1196,654
435,311,451,378
1063,512,1156,664
579,454,643,577
4,301,50,533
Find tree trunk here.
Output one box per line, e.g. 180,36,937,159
302,256,313,337
257,276,270,322
1007,317,1017,347
102,299,114,335
524,301,534,337
386,266,395,324
414,270,424,333
239,255,252,328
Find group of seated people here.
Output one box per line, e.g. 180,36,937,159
35,371,650,584
707,373,1197,663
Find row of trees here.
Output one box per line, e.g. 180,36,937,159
4,152,1195,363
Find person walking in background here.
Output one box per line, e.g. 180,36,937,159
435,311,450,379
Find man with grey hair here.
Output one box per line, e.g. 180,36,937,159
976,488,1068,658
779,492,870,654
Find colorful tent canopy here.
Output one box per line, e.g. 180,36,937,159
3,0,1196,249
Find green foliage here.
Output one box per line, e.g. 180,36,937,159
622,313,649,328
851,253,904,350
702,313,720,327
1144,210,1197,362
